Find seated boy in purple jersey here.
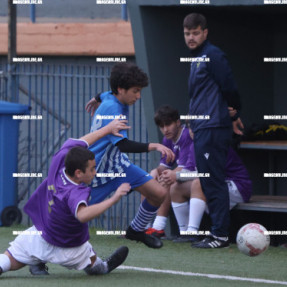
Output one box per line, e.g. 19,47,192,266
144,105,193,238
171,142,252,247
0,119,131,277
85,63,175,249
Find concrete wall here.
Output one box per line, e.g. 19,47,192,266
0,22,134,56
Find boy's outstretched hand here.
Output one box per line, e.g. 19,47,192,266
148,143,175,163
113,183,131,202
107,119,131,137
85,97,101,117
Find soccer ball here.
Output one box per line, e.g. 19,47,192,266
236,223,270,256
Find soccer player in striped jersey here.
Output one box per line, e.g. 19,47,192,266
86,63,175,249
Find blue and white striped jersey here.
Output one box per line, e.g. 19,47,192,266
89,91,131,187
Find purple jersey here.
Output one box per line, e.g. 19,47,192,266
160,126,193,168
183,141,197,171
185,145,252,202
225,148,252,202
24,139,91,248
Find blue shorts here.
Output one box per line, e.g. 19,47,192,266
89,164,153,204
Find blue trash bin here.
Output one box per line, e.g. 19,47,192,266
0,101,30,226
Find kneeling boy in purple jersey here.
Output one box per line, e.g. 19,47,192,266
0,119,130,276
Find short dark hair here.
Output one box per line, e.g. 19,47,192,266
110,63,149,95
65,146,95,177
183,13,207,30
154,105,180,127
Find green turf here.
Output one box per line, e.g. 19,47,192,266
0,226,287,287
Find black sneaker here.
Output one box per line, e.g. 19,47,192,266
106,246,129,273
125,226,163,249
173,235,203,243
191,235,229,249
29,263,49,275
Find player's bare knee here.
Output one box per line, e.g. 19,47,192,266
150,169,158,179
147,185,166,206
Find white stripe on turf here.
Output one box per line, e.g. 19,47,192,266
118,266,287,286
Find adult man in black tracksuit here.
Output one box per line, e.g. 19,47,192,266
183,13,243,248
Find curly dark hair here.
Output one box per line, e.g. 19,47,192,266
110,63,149,94
154,105,180,127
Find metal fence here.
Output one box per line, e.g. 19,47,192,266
0,62,149,230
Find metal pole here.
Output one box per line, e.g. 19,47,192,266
30,4,36,23
8,0,17,102
121,4,128,21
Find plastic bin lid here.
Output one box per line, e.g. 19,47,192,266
0,101,30,115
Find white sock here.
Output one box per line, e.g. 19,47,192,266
152,216,167,230
0,254,11,273
84,257,108,275
187,198,206,232
171,202,189,231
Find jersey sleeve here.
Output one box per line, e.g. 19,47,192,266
90,98,128,145
67,187,90,220
61,138,89,150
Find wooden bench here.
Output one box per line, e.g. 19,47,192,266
234,195,287,213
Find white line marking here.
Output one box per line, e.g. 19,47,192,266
118,266,287,285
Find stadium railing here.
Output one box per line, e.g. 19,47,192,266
0,62,148,231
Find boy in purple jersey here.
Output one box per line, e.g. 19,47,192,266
171,142,252,247
144,105,193,238
85,63,175,249
0,119,130,277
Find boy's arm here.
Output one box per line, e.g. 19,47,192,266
207,50,241,112
85,93,103,117
77,183,131,223
150,165,168,182
160,166,182,185
116,139,175,163
116,138,149,152
80,119,130,146
148,143,175,163
157,165,168,175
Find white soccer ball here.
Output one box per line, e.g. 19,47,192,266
236,223,270,256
